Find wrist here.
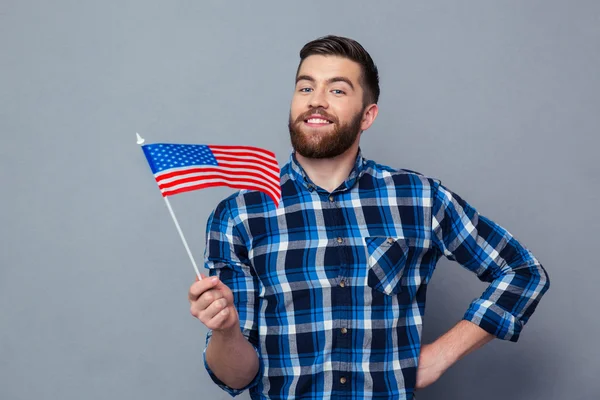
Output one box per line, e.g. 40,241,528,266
430,320,494,370
206,325,243,364
212,324,242,341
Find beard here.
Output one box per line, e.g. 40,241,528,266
288,108,364,159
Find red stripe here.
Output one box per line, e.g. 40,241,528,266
208,145,276,159
156,166,280,186
156,172,281,194
162,181,280,206
214,161,280,179
213,155,280,174
210,149,278,166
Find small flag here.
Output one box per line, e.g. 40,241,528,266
141,143,281,206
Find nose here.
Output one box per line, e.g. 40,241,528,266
308,88,329,109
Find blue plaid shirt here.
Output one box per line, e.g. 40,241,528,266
203,149,549,399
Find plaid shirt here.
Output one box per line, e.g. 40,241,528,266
203,149,549,399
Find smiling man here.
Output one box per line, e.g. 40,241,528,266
188,35,550,399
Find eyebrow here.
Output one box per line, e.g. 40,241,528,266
295,75,355,90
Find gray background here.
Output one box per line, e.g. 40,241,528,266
1,1,598,399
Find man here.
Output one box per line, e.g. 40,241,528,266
188,35,550,399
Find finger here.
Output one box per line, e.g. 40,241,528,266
195,288,225,311
213,279,235,302
188,276,220,302
198,297,229,323
205,306,232,330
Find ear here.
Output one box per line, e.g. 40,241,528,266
360,103,379,131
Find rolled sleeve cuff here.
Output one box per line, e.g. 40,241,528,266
203,332,262,397
463,299,524,342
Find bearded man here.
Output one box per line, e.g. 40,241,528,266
188,35,550,400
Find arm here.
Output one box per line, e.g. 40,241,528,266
417,180,550,387
189,275,260,390
190,199,262,396
416,320,493,389
203,278,260,389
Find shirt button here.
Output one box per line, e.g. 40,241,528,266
339,280,346,288
336,237,343,244
328,195,334,202
340,377,347,384
341,327,348,334
387,237,394,244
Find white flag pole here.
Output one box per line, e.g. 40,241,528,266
137,133,202,280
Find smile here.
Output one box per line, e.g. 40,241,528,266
305,118,332,124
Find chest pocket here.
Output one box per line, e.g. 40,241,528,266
365,236,410,296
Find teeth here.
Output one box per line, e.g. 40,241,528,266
307,118,330,124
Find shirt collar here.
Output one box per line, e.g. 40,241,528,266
288,148,368,193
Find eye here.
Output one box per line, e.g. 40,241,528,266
299,87,313,93
331,89,346,95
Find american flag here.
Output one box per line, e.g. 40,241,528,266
141,143,281,206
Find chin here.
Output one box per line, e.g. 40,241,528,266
300,124,335,136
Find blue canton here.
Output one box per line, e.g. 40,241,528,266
142,144,218,174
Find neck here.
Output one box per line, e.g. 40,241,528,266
295,140,360,193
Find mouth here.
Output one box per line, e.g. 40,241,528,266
303,114,334,127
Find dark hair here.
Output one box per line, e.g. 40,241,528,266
298,35,380,105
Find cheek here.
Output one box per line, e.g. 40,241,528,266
336,99,363,121
332,106,353,123
290,97,306,120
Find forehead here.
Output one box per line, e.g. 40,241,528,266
297,55,362,83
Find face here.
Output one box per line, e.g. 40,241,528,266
288,55,377,159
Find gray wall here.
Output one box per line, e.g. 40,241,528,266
1,1,598,399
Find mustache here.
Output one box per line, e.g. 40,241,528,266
294,108,338,125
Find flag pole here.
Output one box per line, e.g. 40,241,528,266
137,133,202,280
162,196,202,280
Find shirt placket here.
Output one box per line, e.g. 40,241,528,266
326,189,353,397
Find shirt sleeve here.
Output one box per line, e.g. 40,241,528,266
202,199,262,396
431,180,550,342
